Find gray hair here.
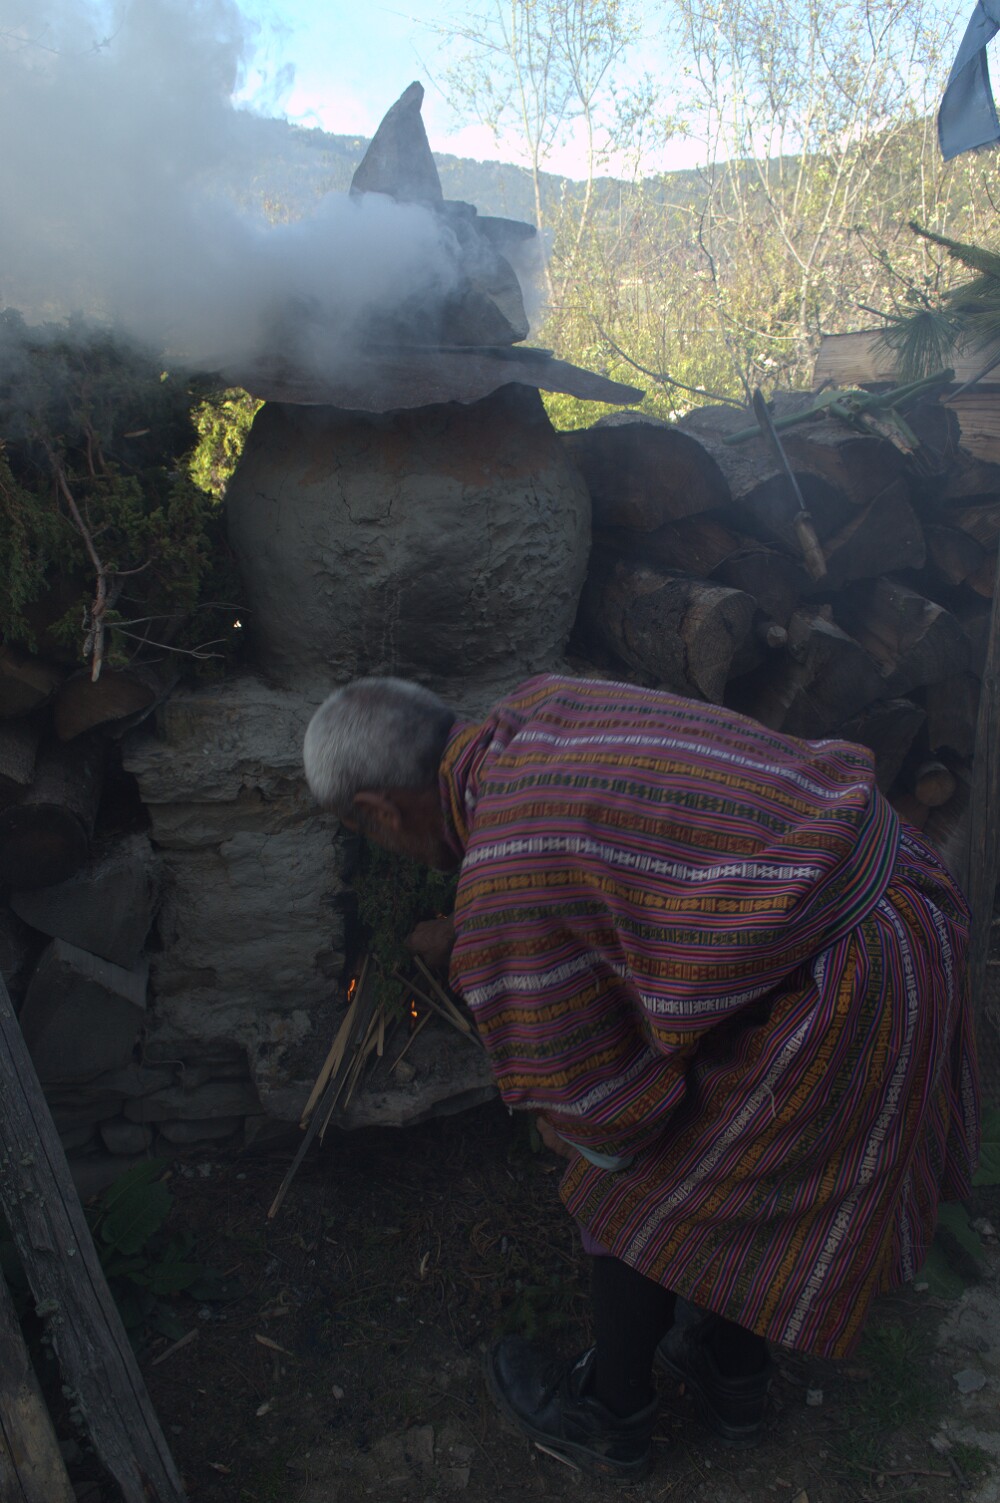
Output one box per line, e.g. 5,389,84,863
303,677,456,815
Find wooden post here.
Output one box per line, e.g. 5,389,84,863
0,974,187,1503
966,547,1000,1092
0,1271,76,1503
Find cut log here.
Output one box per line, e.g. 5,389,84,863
950,502,1000,549
727,609,883,738
923,674,981,759
944,387,1000,466
0,735,103,891
18,939,147,1085
954,597,992,677
923,524,987,587
889,791,930,830
52,667,164,742
0,646,63,720
837,698,926,793
0,973,188,1503
0,719,39,805
0,1268,76,1503
677,408,853,557
563,415,730,530
912,758,957,809
770,394,912,507
818,491,925,588
924,761,973,891
938,450,1000,506
713,545,809,627
598,515,809,627
896,398,962,476
579,559,757,702
595,515,739,576
10,833,159,970
968,550,997,598
836,578,970,695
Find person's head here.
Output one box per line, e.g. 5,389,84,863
303,677,458,869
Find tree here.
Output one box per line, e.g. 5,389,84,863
439,1,646,295
634,0,987,391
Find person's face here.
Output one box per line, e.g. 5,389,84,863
346,787,459,872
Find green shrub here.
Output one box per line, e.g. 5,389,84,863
0,311,241,675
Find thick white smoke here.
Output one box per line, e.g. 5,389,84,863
0,0,465,369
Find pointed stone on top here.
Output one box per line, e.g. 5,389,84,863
350,81,443,203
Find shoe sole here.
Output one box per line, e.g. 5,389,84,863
483,1349,653,1483
655,1348,765,1450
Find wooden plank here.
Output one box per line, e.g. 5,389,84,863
967,548,1000,1042
0,1270,76,1503
0,973,187,1503
814,330,1000,388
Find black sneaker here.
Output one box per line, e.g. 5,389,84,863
655,1314,772,1449
485,1337,658,1481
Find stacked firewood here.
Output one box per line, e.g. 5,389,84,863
566,394,997,888
0,649,170,892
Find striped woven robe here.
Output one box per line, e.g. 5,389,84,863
439,675,980,1358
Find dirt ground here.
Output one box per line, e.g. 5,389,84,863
77,1101,1000,1503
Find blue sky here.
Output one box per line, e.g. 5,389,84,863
237,0,698,176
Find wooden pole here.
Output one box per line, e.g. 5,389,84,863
0,1271,76,1503
0,974,187,1503
966,547,1000,1089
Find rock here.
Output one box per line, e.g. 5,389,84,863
340,1024,495,1130
225,385,591,705
47,1090,130,1128
10,833,160,968
19,939,147,1084
58,1123,99,1152
954,1369,988,1394
156,1117,242,1144
141,1034,249,1071
123,1081,261,1123
100,1119,155,1154
88,1063,175,1098
123,677,318,815
350,81,443,203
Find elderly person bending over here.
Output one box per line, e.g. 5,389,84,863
303,673,979,1481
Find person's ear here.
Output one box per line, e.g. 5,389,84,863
350,791,402,840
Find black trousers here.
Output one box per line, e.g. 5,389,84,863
590,1254,767,1416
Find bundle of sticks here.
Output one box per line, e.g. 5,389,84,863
268,952,478,1217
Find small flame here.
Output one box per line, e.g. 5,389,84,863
347,975,358,1001
409,997,419,1020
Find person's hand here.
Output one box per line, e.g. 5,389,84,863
405,915,455,973
535,1115,576,1160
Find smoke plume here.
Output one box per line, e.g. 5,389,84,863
0,0,466,370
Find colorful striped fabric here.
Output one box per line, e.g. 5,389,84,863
440,675,980,1358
